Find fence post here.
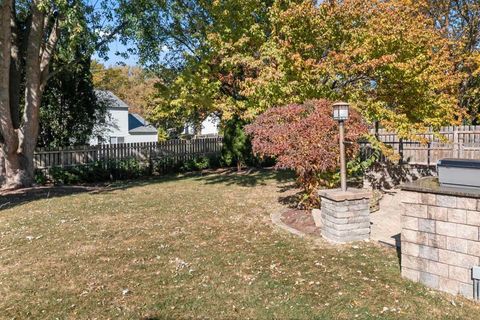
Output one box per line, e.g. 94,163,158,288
427,142,431,166
60,147,65,168
148,142,154,174
398,138,404,165
459,132,464,158
453,126,459,158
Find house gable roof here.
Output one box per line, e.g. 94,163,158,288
95,90,158,135
128,113,157,134
95,90,129,110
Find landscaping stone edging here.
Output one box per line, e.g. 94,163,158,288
270,209,308,238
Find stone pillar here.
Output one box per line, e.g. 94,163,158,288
319,189,372,243
401,177,480,299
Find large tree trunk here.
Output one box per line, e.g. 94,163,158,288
1,142,37,189
3,2,43,188
2,148,26,189
0,0,14,188
0,0,58,189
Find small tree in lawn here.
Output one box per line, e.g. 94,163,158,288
245,99,367,208
221,116,252,171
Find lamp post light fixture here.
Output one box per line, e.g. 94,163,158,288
332,102,350,192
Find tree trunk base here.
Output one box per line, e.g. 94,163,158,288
1,170,33,190
1,152,34,190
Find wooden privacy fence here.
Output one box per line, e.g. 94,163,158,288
362,126,480,166
34,137,224,171
29,126,480,170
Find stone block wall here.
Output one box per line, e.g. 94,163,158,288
401,190,480,298
320,196,370,243
364,163,435,190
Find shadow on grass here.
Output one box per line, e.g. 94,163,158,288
0,168,297,212
393,233,402,266
197,167,295,187
0,174,184,212
0,185,97,212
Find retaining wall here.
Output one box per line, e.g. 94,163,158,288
401,181,480,299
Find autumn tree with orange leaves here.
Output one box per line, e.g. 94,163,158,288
242,0,463,139
141,0,463,141
246,99,367,208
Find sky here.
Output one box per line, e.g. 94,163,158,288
94,39,139,67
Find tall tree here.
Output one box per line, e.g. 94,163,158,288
423,0,480,122
0,0,146,188
138,0,284,127
0,0,54,188
242,0,462,139
92,61,158,116
39,56,105,148
139,0,462,141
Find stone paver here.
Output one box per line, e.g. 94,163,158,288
370,190,402,247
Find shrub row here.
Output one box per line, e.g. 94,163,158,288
35,155,222,185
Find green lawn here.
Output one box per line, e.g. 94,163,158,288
0,170,479,319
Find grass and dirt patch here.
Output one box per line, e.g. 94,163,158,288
0,170,479,319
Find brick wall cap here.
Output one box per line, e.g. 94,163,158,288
401,177,480,199
319,188,372,202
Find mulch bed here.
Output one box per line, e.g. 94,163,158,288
280,209,321,236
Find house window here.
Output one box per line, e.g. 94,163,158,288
110,137,125,144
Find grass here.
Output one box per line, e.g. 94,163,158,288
0,169,479,319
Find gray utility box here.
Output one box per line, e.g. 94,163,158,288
438,158,480,189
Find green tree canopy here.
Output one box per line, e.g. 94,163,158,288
423,0,480,123
134,0,464,140
39,56,105,148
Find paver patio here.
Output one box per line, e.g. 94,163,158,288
370,190,403,248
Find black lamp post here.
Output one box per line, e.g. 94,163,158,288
332,102,350,192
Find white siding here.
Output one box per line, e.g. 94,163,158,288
107,108,130,138
201,115,220,135
90,108,158,145
182,115,220,136
126,133,158,143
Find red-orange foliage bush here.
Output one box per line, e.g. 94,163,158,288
245,99,367,208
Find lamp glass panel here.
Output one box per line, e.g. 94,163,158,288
333,104,349,120
339,106,348,120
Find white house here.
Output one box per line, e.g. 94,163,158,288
182,114,220,137
200,115,220,136
90,90,158,145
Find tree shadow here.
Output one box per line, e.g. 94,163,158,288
378,233,402,267
0,185,98,212
364,162,435,190
0,173,190,212
198,167,295,187
392,233,402,266
0,168,297,212
278,191,303,209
